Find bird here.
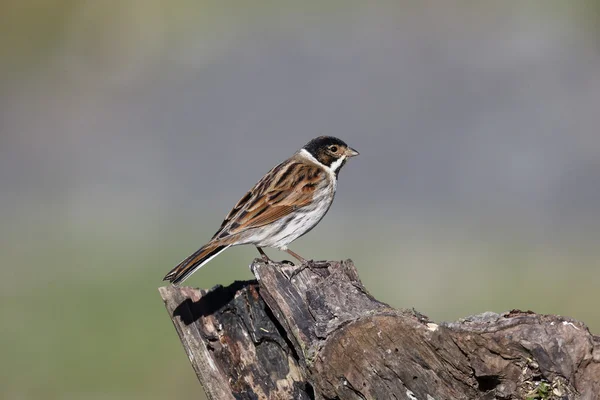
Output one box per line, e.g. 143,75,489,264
163,136,359,285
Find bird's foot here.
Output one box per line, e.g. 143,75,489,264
287,259,330,280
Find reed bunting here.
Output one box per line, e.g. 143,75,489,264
164,136,359,285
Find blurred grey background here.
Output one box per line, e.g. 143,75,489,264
1,1,599,399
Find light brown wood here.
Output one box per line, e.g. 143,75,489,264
160,259,600,400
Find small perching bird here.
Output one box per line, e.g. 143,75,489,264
164,136,359,285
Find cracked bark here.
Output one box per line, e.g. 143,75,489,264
159,259,600,400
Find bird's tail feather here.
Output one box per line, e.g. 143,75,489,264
163,243,229,285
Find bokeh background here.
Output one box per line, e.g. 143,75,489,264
2,1,600,399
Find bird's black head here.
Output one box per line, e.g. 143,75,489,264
302,136,359,176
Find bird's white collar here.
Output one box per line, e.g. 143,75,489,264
299,148,345,179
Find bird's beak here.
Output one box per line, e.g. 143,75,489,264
345,147,359,157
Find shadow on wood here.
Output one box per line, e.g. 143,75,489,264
159,259,600,400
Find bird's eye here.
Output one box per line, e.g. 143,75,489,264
329,146,338,153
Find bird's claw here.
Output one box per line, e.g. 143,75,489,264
287,260,330,280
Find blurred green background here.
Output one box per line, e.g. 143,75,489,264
2,1,600,399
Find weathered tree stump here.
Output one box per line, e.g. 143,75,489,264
159,259,600,400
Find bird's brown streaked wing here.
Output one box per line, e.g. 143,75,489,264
211,190,253,238
212,161,324,240
211,164,277,239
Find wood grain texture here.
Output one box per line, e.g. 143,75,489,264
160,260,600,400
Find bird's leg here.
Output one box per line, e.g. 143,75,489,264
284,248,330,279
284,248,308,264
256,246,272,262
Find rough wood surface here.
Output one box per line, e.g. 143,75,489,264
159,259,600,400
